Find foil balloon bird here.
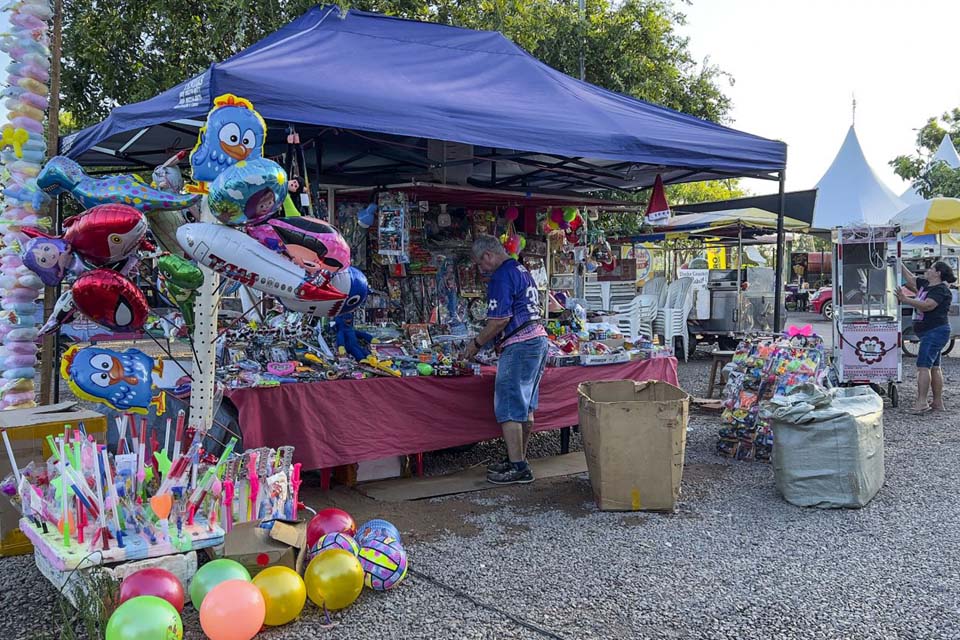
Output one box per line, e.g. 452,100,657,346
189,93,267,187
61,345,167,414
36,156,200,213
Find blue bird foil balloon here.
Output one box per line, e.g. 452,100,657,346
189,93,267,186
36,156,200,213
208,157,287,226
60,345,166,414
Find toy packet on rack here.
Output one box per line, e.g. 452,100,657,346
716,329,827,463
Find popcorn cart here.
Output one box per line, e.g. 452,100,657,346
832,225,902,407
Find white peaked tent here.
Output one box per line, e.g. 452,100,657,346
811,125,905,229
900,135,960,204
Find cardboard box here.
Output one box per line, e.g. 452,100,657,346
0,402,106,556
220,519,308,576
578,380,689,511
579,352,631,366
357,456,403,482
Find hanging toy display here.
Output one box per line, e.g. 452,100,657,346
499,205,526,260
0,0,52,409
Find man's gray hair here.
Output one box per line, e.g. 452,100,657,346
472,234,507,260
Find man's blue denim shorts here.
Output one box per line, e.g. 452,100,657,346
494,336,549,423
917,323,951,368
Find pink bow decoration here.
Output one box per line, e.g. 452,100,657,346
787,324,813,337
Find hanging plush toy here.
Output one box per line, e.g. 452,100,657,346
334,313,373,361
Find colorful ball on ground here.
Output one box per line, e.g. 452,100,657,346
118,567,185,612
306,508,357,549
105,595,182,640
309,532,360,560
252,566,306,627
304,549,364,611
358,537,408,591
188,558,251,610
199,579,265,640
355,519,401,546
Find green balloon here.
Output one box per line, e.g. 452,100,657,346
106,595,182,640
158,254,204,290
189,559,251,610
417,363,434,376
562,207,578,222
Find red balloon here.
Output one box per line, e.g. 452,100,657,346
306,508,357,549
118,568,185,612
63,204,148,266
71,269,149,331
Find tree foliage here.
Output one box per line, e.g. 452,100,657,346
62,0,732,129
890,108,960,198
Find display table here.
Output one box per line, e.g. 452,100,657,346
227,358,678,472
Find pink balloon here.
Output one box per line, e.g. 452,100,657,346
199,580,266,640
504,206,519,222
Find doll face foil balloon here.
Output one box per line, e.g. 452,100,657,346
267,217,351,274
208,158,287,226
20,236,74,285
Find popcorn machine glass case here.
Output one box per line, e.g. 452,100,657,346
832,226,902,401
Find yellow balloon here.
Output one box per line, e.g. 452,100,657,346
252,566,306,626
304,549,364,611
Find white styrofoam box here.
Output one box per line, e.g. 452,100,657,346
35,549,198,608
580,352,632,366
357,456,403,482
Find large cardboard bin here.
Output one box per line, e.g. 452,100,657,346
578,380,689,511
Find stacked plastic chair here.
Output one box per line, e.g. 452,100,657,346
654,277,694,361
642,276,667,308
608,294,658,342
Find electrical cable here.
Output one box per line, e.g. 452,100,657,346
409,568,570,640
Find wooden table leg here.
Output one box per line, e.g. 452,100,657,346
560,426,571,454
320,468,331,491
707,358,720,399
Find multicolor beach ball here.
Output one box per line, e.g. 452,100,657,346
309,532,360,560
355,519,401,546
358,537,408,591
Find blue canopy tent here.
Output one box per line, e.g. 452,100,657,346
61,4,790,321
63,6,785,190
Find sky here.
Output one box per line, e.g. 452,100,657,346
679,0,960,196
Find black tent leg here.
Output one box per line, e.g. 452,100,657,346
773,167,787,332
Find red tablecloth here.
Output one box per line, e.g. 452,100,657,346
227,358,678,470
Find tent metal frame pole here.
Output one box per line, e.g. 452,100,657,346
773,167,787,331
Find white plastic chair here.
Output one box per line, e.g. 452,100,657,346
609,294,658,342
642,276,667,308
655,277,694,361
584,281,606,311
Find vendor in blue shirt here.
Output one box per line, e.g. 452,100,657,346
897,260,957,413
462,234,548,485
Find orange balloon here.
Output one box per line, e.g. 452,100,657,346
56,510,76,535
199,579,265,640
149,494,173,520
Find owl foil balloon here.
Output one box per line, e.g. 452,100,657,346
60,345,166,414
189,93,267,187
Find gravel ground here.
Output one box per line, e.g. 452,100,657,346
5,349,960,639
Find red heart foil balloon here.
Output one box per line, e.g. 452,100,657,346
72,269,149,331
63,204,148,266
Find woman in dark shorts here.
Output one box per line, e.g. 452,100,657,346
897,260,957,413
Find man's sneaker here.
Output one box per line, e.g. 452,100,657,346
487,465,534,485
486,459,512,474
